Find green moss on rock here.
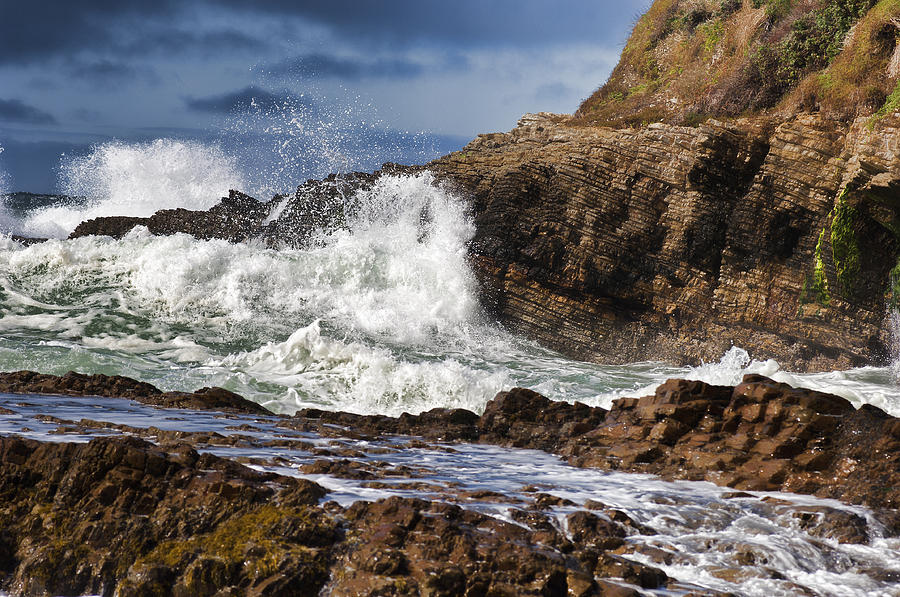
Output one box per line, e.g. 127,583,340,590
127,504,335,594
802,227,831,306
831,188,861,293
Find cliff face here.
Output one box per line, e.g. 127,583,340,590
62,1,900,372
429,112,900,370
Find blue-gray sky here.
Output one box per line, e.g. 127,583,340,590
0,1,648,193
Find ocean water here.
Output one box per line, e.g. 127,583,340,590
1,140,900,418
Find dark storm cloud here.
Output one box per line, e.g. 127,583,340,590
0,99,57,125
0,0,180,64
185,86,309,114
211,0,647,48
119,29,267,58
271,54,423,79
68,60,157,86
1,0,647,65
0,2,264,65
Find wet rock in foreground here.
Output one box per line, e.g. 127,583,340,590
0,434,700,597
2,371,900,594
0,435,328,596
290,376,900,532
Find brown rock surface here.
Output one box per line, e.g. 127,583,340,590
330,496,673,597
427,112,900,371
287,375,900,532
0,433,704,596
0,435,329,596
0,370,271,415
554,375,900,528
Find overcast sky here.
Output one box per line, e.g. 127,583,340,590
0,1,648,193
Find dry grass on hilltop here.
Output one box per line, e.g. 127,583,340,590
574,0,900,127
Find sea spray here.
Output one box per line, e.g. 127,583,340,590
0,144,14,236
222,86,449,199
10,139,245,238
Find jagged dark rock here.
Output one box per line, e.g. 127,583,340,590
69,190,271,242
68,168,420,248
0,434,698,596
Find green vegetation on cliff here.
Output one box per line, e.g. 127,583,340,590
575,0,900,126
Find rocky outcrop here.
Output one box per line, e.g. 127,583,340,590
0,434,697,597
426,111,900,370
561,376,900,518
69,171,398,247
290,374,900,531
70,190,270,242
0,370,270,415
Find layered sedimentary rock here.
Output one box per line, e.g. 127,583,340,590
426,112,900,370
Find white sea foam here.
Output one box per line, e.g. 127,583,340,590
0,174,515,413
11,139,245,238
3,170,900,417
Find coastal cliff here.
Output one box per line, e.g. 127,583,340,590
427,111,900,370
422,0,900,370
67,1,900,372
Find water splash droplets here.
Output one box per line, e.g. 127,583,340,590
9,139,245,238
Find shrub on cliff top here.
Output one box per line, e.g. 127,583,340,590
575,0,898,127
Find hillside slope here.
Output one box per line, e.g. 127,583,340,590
576,0,900,127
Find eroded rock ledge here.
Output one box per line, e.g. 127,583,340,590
427,112,900,371
0,370,269,415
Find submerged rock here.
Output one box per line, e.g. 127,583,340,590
0,370,271,415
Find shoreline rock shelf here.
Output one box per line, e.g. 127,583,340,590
1,370,899,595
